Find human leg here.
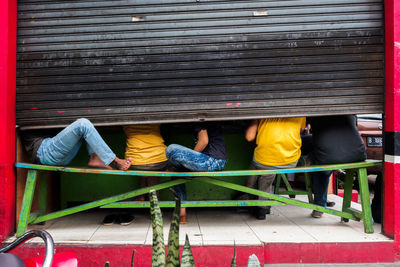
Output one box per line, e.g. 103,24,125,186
311,170,332,218
37,118,130,169
130,161,167,200
252,160,298,219
166,144,227,224
74,118,130,169
311,171,332,208
242,161,259,200
166,143,226,205
37,121,86,166
165,144,219,171
310,170,328,218
253,160,298,204
73,118,119,166
165,145,190,222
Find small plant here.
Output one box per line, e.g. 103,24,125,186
247,254,261,267
105,189,261,266
230,242,236,267
149,189,195,267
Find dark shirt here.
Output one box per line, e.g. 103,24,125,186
308,115,366,164
21,130,55,163
194,123,227,160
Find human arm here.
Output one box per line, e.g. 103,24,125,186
194,129,209,152
245,120,259,142
302,124,311,135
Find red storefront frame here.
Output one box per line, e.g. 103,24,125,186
0,0,16,242
1,0,400,263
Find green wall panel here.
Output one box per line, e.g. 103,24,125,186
60,124,253,208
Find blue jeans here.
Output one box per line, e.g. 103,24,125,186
301,135,332,208
312,170,332,207
165,144,227,200
36,118,116,166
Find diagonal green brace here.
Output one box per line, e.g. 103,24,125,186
17,170,38,237
304,172,314,203
341,169,355,219
37,172,49,215
102,200,286,208
196,177,359,221
357,168,374,233
31,178,188,225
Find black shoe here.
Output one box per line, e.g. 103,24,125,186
311,210,323,218
335,171,346,182
265,206,271,214
236,193,251,200
118,213,135,226
255,207,267,220
326,201,335,207
102,214,118,226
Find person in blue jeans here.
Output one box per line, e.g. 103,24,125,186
165,122,227,223
23,118,132,170
307,115,366,218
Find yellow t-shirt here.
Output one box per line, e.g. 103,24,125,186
123,124,167,165
254,117,306,166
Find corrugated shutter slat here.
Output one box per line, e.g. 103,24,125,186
16,0,384,129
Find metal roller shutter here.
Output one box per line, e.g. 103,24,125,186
16,0,384,129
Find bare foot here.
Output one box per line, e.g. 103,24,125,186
180,207,187,224
88,153,112,169
113,157,132,171
136,195,145,201
180,207,186,217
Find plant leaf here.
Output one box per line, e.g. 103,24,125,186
180,234,195,267
166,197,181,267
131,250,135,267
230,241,236,267
247,254,260,267
149,190,165,267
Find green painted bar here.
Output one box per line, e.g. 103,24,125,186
37,172,49,214
30,179,188,224
16,170,38,237
15,160,382,177
274,174,282,194
274,173,312,199
275,191,309,195
357,168,374,233
15,159,381,234
101,200,286,208
304,173,314,203
198,177,359,221
346,207,363,220
27,211,43,224
281,174,294,192
342,170,355,213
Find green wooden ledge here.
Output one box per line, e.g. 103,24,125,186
102,200,286,208
15,160,381,177
15,160,382,236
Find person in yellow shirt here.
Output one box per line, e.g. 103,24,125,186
124,124,168,201
245,117,306,220
102,124,168,226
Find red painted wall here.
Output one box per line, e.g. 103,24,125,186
8,243,396,265
0,0,17,241
0,0,399,264
265,242,395,264
385,0,400,134
9,245,264,267
384,0,400,260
